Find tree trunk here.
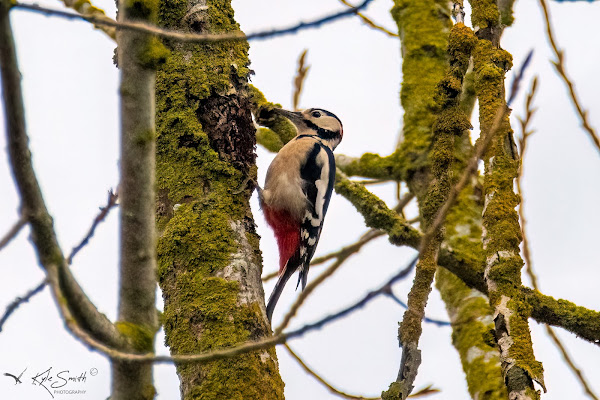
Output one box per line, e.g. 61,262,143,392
155,1,285,398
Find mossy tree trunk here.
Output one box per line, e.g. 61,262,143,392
470,0,544,397
383,1,506,398
154,1,284,399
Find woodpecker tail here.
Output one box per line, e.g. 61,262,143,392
296,263,309,290
266,260,297,322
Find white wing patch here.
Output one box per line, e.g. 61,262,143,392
313,149,330,225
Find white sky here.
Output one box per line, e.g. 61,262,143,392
0,0,599,399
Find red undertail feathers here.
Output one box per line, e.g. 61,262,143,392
263,207,300,272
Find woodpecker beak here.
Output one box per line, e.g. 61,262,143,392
273,108,304,127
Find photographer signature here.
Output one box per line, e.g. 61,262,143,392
2,366,97,398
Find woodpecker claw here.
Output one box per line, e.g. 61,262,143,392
232,177,258,195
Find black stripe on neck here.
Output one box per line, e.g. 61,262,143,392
304,119,340,140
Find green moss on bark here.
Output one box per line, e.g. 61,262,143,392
248,85,297,146
338,152,402,180
436,269,507,400
472,8,543,395
470,0,499,29
391,0,450,192
155,1,284,398
256,127,283,152
115,321,155,352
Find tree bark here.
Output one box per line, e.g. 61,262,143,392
111,0,164,397
470,0,544,397
155,1,284,398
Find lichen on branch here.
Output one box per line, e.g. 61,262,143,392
471,0,544,396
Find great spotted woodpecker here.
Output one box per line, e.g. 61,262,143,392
259,108,343,322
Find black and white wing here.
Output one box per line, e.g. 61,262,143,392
296,141,336,289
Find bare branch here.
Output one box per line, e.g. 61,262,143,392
0,279,46,332
507,49,534,105
111,0,162,395
284,343,381,400
537,0,600,153
351,178,392,185
13,0,373,43
338,0,398,38
0,215,26,252
543,327,599,400
311,229,384,266
262,229,382,285
292,49,310,111
67,189,118,265
395,192,415,211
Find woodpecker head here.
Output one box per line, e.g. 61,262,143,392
274,108,343,150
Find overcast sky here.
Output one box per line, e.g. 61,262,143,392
1,0,599,399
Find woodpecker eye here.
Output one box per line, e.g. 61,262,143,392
311,111,322,118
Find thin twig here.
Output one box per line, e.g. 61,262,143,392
394,192,415,213
262,229,384,283
292,49,310,111
262,229,383,283
67,189,118,265
0,215,26,252
274,255,352,335
0,190,120,331
311,229,384,266
0,279,46,332
261,269,279,283
14,0,373,43
537,0,600,153
517,77,538,145
507,49,533,106
284,343,381,400
338,0,398,38
383,288,450,327
542,327,599,400
517,79,599,400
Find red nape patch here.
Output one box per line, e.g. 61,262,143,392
263,208,300,272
